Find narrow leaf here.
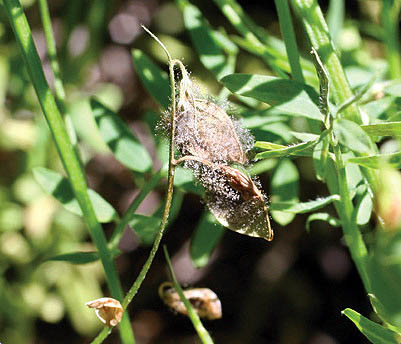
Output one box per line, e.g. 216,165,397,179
361,122,401,137
178,0,233,79
255,139,317,159
342,308,400,344
132,49,170,110
48,251,99,264
33,167,117,223
190,212,225,268
221,74,323,121
347,151,401,169
270,195,340,214
91,98,152,173
306,212,341,232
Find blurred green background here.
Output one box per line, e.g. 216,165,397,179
0,0,391,343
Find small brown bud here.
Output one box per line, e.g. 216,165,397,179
159,282,222,320
85,297,123,327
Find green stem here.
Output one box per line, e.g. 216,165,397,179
213,0,288,78
382,0,401,79
122,57,178,308
290,0,361,123
90,327,112,344
163,246,215,344
92,28,180,343
274,0,321,134
332,142,371,292
38,0,66,106
38,0,78,147
3,1,134,343
274,0,304,83
109,169,164,250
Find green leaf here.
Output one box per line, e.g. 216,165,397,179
270,159,299,226
190,212,224,268
48,251,99,264
347,151,401,169
354,186,373,226
177,0,233,79
255,139,317,159
305,212,341,232
385,82,401,97
129,214,161,245
369,294,401,334
270,195,340,213
361,122,401,137
367,230,401,330
90,98,153,173
291,132,320,142
334,118,376,154
342,308,400,344
33,167,117,223
221,74,323,121
131,49,170,110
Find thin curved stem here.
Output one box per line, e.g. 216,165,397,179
92,28,180,343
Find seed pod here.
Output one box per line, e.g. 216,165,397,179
174,73,248,164
159,282,222,320
187,160,273,241
85,297,123,327
170,65,273,241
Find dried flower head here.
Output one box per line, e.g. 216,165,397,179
159,282,222,320
85,297,123,327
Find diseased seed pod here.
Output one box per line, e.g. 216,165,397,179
85,297,123,327
174,73,250,164
159,282,222,320
167,63,273,241
184,160,273,241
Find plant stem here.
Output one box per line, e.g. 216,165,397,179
92,28,180,343
274,0,321,134
290,0,361,123
38,0,65,106
90,327,112,344
3,1,134,342
382,0,401,79
38,0,78,147
163,246,215,344
290,0,372,293
274,0,304,83
122,56,179,308
332,142,371,292
213,0,288,78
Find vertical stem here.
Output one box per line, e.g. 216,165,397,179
3,1,135,342
274,0,321,134
163,246,215,344
275,0,304,83
122,57,178,308
290,0,361,123
332,142,371,292
382,0,401,79
38,0,66,106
